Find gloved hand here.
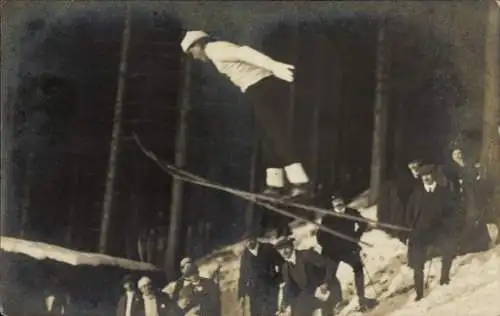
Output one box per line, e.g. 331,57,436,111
271,62,295,82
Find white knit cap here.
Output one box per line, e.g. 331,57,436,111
181,30,209,53
180,257,193,267
137,276,152,289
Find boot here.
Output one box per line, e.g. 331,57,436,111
413,269,424,301
283,163,311,199
284,183,311,200
440,256,452,285
439,254,453,285
262,168,285,197
358,297,378,312
355,270,375,311
439,277,450,286
261,186,282,197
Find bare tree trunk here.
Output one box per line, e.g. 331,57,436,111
288,15,299,144
125,166,143,259
65,160,79,246
311,35,325,190
330,53,343,192
185,225,194,256
244,135,259,234
99,3,132,253
480,2,500,181
165,57,192,275
20,154,34,238
369,19,390,205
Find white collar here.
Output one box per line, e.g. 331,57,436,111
285,251,297,265
142,293,156,300
248,243,259,256
184,276,200,285
424,181,437,193
334,207,346,213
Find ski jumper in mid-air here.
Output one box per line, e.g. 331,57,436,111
181,30,310,199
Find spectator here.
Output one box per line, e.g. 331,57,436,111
238,232,284,316
166,258,221,316
137,276,182,316
443,147,491,253
275,236,336,316
316,196,376,312
116,274,140,316
404,165,461,301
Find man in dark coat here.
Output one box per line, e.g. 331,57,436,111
136,276,182,316
238,233,284,316
275,236,337,316
404,165,461,301
316,195,374,311
116,274,140,316
378,160,422,241
443,147,491,253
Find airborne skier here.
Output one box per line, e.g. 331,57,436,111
180,30,310,199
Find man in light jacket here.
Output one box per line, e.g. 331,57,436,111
181,31,311,199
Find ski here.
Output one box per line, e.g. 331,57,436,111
133,133,411,234
134,134,376,246
134,134,376,247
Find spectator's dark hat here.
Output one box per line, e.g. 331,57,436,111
330,193,344,202
242,230,258,240
408,158,422,165
274,236,295,248
121,274,135,285
418,164,435,176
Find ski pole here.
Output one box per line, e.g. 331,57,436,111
362,259,380,298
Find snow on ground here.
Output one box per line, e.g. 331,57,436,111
196,203,500,316
385,247,500,316
0,236,158,271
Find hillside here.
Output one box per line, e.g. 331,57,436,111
193,205,500,316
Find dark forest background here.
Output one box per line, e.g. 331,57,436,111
3,2,489,269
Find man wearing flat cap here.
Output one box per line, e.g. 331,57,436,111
165,257,221,316
404,164,461,301
274,236,337,316
136,276,182,316
181,30,310,200
316,195,374,312
238,232,284,316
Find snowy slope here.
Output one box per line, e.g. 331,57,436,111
0,236,158,271
196,204,500,316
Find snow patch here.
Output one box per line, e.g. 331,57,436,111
0,236,158,271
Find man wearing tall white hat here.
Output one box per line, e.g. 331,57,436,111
181,30,310,200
